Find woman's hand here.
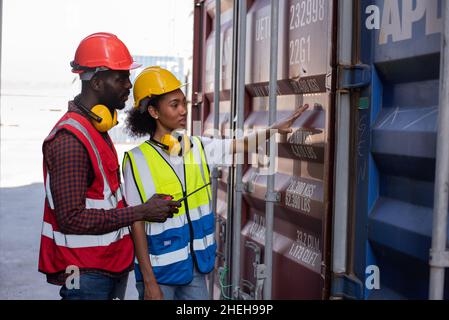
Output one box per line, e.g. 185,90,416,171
232,104,309,154
144,280,164,300
270,104,309,135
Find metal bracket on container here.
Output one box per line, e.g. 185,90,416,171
255,264,267,281
244,240,266,300
254,264,266,300
429,250,449,268
338,64,371,91
265,191,281,203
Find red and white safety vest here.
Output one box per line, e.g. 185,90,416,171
38,112,134,277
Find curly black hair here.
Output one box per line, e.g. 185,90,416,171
125,95,162,137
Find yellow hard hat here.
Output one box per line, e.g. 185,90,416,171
133,66,184,108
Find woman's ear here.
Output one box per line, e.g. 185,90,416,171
148,105,159,120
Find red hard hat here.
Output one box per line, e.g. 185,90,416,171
71,32,141,73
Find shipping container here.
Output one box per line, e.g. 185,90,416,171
351,0,448,299
191,0,449,299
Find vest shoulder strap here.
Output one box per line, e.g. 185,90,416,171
123,150,147,204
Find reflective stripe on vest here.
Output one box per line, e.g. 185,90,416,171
125,136,215,283
133,233,215,268
149,232,215,267
45,172,123,210
193,233,215,251
150,245,190,267
145,203,211,236
45,172,55,210
42,221,129,248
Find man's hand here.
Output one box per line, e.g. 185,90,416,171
137,194,181,223
270,104,309,135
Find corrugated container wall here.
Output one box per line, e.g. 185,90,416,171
192,0,336,299
192,0,449,299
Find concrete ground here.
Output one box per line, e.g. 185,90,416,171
0,94,139,299
0,183,139,300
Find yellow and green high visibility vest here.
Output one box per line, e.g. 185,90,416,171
123,136,216,285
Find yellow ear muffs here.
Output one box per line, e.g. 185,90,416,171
90,105,118,132
180,134,192,155
161,134,181,156
160,133,192,157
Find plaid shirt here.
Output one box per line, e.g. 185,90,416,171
42,102,135,284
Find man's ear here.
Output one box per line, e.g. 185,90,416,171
148,105,159,120
90,74,104,92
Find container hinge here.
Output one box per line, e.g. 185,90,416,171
338,64,371,90
429,250,449,268
330,273,364,300
265,191,281,203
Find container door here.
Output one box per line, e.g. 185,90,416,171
192,0,337,299
240,0,336,299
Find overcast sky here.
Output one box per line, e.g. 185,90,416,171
1,0,193,90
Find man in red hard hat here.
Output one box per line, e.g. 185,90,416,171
38,32,181,300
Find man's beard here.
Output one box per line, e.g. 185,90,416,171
99,96,125,111
115,101,127,110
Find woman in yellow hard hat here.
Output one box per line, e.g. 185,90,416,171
123,66,308,300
